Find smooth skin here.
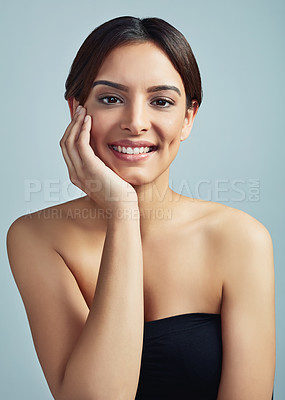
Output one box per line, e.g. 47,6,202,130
7,42,275,400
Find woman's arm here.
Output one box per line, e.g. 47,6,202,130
61,213,144,400
7,107,144,400
216,210,275,400
7,211,143,400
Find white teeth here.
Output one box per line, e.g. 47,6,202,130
111,145,154,154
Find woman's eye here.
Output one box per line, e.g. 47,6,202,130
98,96,122,105
98,96,174,107
152,98,174,108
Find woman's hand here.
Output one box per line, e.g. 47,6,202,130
60,105,138,213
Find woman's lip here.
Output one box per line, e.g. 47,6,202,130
109,140,157,148
108,145,157,161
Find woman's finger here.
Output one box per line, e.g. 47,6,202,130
65,107,87,169
59,105,81,147
60,139,81,187
60,106,85,187
59,105,82,168
76,115,106,170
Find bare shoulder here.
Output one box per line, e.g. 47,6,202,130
7,196,84,228
6,196,104,307
184,198,274,280
219,202,271,238
6,200,73,275
7,195,100,248
218,203,272,259
193,199,273,249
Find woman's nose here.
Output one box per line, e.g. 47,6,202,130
120,99,151,135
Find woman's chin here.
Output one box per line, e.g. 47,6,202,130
125,178,150,188
119,172,154,187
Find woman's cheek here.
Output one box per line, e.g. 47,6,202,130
90,111,117,136
90,114,105,136
160,122,180,144
89,115,114,159
161,115,182,134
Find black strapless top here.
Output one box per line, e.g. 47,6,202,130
135,313,222,400
135,312,274,400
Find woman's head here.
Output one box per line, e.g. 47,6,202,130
65,16,202,111
64,16,202,187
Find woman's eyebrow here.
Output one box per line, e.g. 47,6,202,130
92,80,181,96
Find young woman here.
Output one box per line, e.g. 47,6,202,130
7,16,275,400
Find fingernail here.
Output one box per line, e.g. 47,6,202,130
76,105,82,114
84,115,90,123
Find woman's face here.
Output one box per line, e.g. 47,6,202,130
83,41,198,186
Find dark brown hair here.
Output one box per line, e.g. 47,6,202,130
64,16,202,110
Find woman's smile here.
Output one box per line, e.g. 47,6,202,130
108,143,158,162
108,138,158,162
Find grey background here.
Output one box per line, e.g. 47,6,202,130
1,0,284,398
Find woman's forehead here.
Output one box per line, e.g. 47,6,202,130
94,42,185,90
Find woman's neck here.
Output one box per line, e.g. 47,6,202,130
132,169,182,236
83,168,184,236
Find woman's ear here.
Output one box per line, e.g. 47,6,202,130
67,97,80,119
180,100,199,142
